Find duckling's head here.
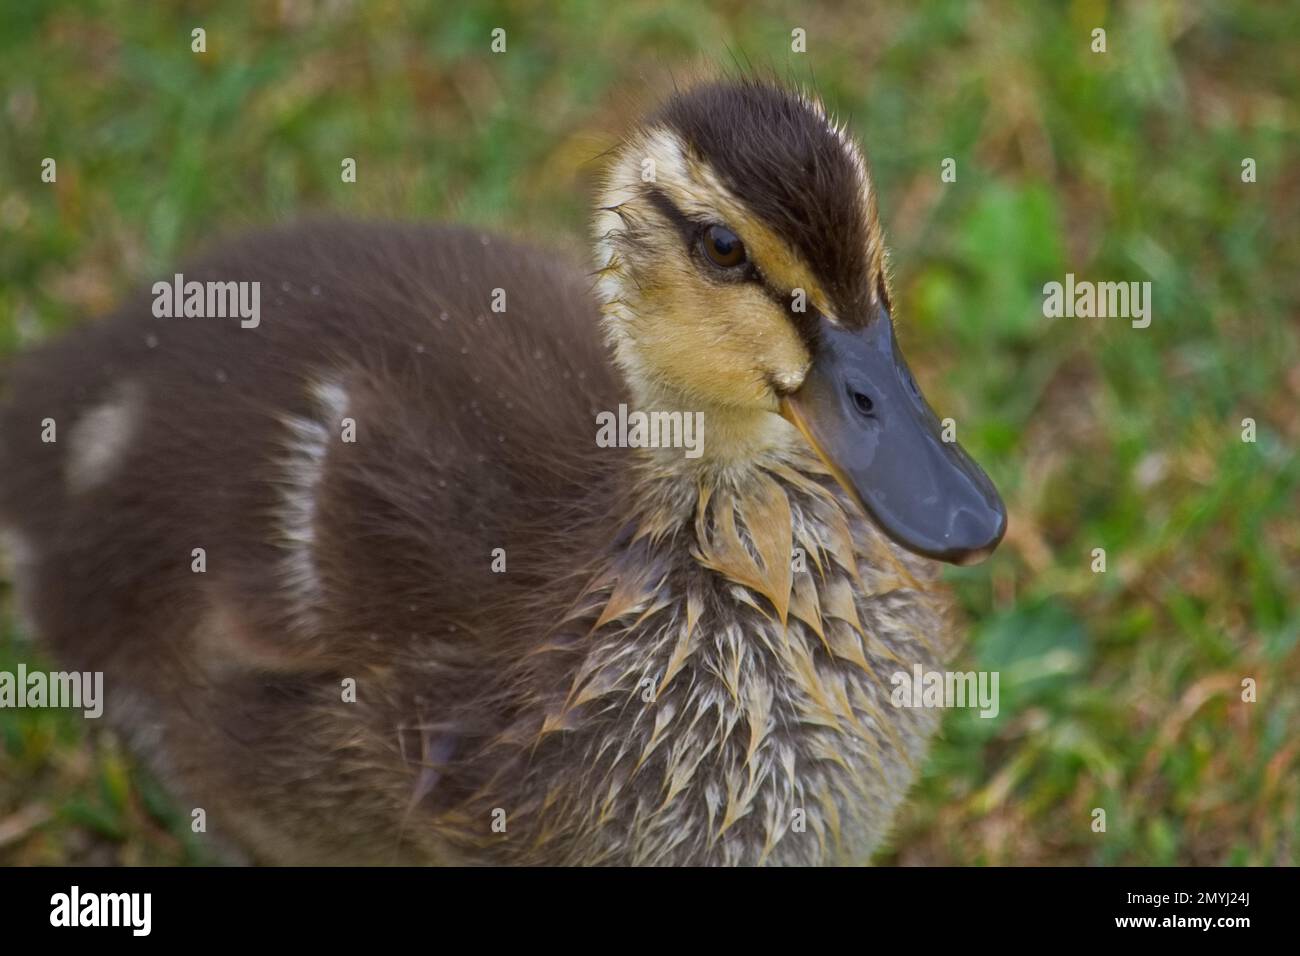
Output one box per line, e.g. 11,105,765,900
594,78,1005,564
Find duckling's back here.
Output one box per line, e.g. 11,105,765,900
0,221,624,863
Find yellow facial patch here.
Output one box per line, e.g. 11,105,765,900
594,123,877,413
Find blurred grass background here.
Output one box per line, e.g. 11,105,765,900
1,0,1297,865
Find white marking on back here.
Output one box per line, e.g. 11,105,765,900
276,378,350,630
0,527,39,639
65,382,145,494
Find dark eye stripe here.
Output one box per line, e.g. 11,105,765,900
645,188,697,246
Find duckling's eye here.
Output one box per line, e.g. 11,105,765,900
701,224,747,269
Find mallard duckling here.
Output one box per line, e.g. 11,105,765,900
0,78,1004,865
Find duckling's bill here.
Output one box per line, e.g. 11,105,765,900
780,314,1006,565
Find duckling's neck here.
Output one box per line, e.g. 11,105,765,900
620,376,801,483
467,405,949,864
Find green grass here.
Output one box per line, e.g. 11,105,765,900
1,0,1297,865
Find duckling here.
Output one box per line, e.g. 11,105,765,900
0,78,1005,865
